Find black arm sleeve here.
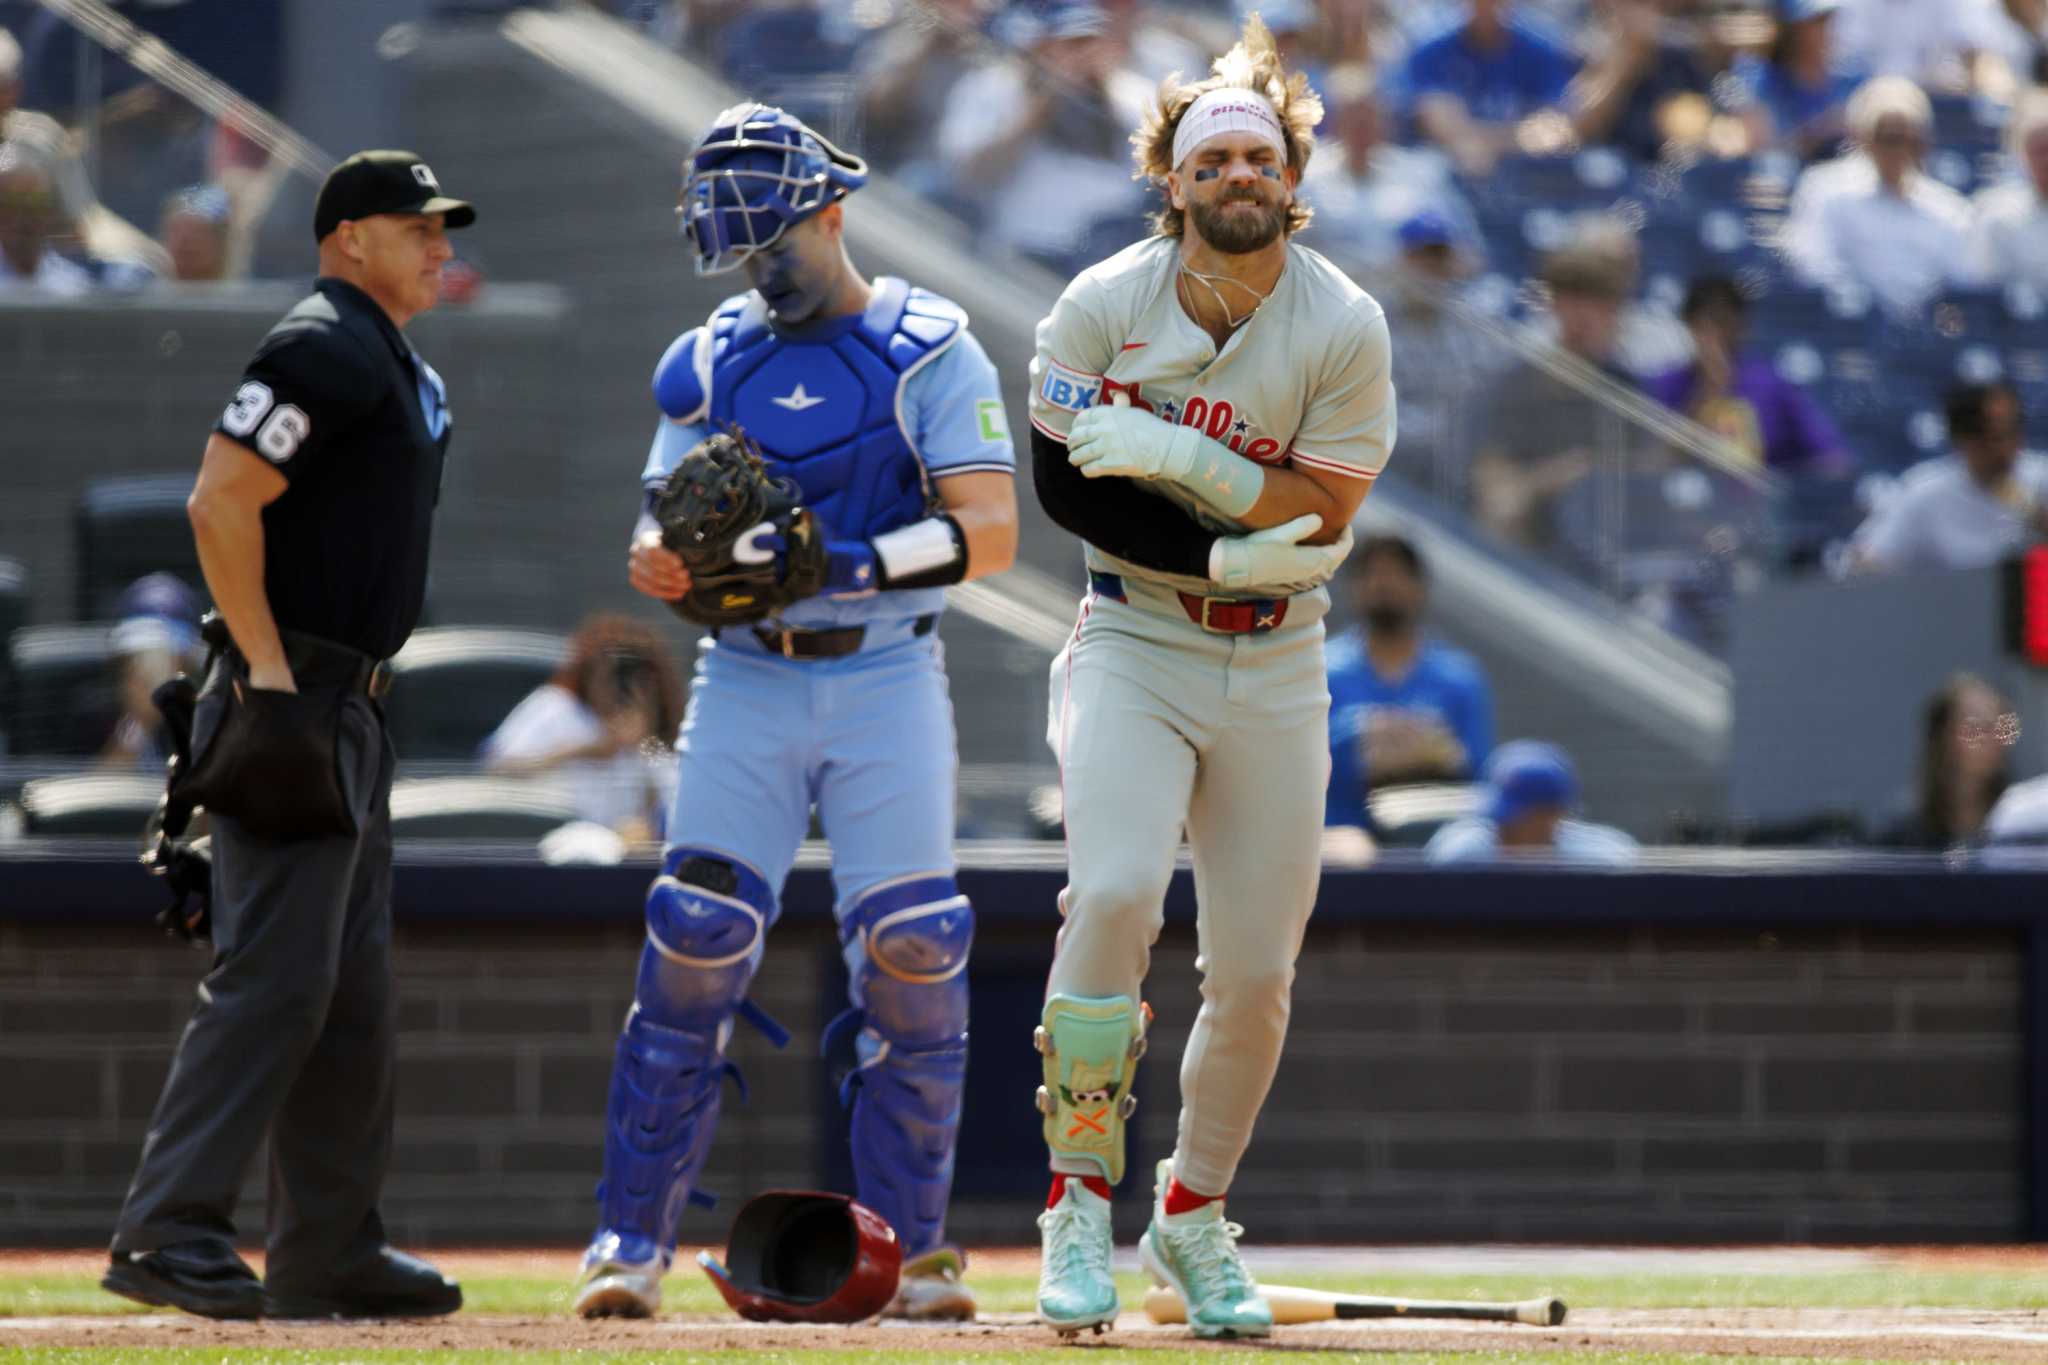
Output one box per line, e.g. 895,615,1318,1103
1032,427,1216,579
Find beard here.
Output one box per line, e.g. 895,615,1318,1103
1187,187,1288,255
1364,605,1414,634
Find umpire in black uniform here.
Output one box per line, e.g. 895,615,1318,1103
103,151,475,1320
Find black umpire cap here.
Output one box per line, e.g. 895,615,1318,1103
313,150,476,243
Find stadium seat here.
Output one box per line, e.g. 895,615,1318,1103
6,624,116,757
73,475,202,622
1771,471,1863,571
1832,391,1946,473
15,771,163,836
1746,282,1873,348
387,776,583,840
382,627,567,762
1925,289,2007,343
1928,93,2006,156
1633,224,1701,296
0,558,27,746
1677,154,1785,208
1367,781,1481,848
714,9,858,128
1468,151,1631,211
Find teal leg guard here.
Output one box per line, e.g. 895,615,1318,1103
1035,994,1146,1185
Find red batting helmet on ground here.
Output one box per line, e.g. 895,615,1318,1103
696,1190,901,1323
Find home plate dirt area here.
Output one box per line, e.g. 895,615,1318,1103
6,1245,2048,1361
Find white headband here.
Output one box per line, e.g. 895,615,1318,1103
1171,87,1286,171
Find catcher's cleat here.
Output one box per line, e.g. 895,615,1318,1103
882,1246,976,1321
1036,1177,1117,1335
1138,1159,1270,1339
573,1233,665,1319
1037,994,1145,1185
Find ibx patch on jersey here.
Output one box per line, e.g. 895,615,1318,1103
1038,359,1101,414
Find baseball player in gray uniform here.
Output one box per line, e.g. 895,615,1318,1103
1025,18,1395,1340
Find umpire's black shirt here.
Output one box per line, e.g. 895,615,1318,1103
213,277,451,660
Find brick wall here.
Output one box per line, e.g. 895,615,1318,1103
0,917,2023,1247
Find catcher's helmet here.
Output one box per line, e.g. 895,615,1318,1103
680,103,868,276
696,1190,901,1323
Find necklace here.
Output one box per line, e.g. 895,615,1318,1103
1177,260,1274,333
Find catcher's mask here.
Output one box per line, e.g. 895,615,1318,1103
696,1190,901,1323
680,103,868,275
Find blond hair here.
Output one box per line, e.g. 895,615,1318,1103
1845,74,1932,145
1133,15,1322,242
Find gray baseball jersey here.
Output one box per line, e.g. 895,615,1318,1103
1032,234,1396,1196
1030,235,1396,604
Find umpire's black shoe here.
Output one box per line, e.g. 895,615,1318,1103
264,1246,462,1319
102,1240,264,1319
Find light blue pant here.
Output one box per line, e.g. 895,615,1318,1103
667,627,959,904
592,622,969,1267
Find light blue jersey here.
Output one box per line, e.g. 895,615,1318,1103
1423,816,1640,866
643,322,1013,634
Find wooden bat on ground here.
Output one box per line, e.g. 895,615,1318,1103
1142,1283,1568,1327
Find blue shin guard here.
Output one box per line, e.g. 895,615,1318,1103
595,848,780,1266
826,874,973,1257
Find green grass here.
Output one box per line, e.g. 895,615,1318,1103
8,1265,2048,1319
6,1263,2043,1365
0,1352,1867,1365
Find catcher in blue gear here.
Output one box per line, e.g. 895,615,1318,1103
572,103,1020,1323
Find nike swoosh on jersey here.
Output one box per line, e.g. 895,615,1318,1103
1120,341,1147,351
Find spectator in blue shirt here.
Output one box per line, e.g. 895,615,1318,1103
1424,740,1641,864
1400,0,1580,176
1726,0,1864,160
1326,534,1496,831
1568,0,1720,163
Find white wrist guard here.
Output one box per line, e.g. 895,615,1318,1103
873,514,969,589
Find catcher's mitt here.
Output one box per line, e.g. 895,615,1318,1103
653,428,828,626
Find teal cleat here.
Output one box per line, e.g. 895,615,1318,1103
1035,1178,1118,1336
1138,1159,1271,1339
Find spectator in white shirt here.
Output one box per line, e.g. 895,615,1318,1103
1303,62,1483,277
1,27,90,239
1829,0,2029,93
1965,87,2048,290
0,143,95,296
481,615,683,841
933,2,1150,268
1850,382,2048,573
1424,740,1640,865
1779,75,1972,315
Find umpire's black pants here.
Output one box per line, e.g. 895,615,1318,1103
111,687,397,1286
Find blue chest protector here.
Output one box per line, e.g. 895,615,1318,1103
654,277,964,544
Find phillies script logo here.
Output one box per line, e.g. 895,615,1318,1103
1099,378,1286,464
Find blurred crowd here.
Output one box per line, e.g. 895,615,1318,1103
1315,529,2042,859
605,0,2048,632
5,0,2046,859
0,4,291,293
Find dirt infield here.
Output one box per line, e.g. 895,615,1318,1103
9,1306,2048,1360
8,1248,2048,1360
